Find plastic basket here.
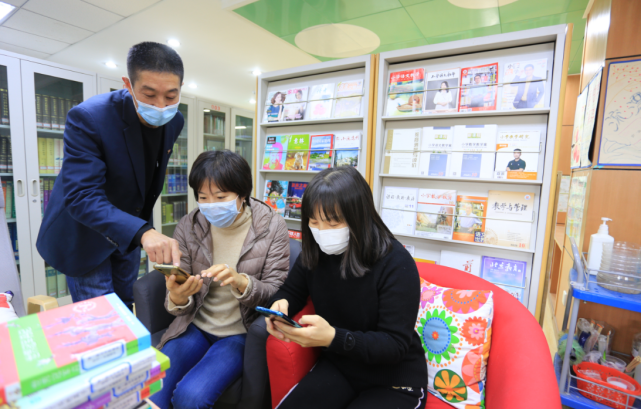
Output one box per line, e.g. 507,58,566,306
573,362,641,409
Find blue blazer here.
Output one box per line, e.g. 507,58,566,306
36,89,184,276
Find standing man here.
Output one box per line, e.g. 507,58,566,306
512,64,544,109
37,42,185,308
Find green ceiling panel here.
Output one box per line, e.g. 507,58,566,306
405,0,500,39
569,58,582,74
343,8,424,45
304,0,404,22
425,24,502,45
234,0,589,75
373,38,429,54
498,0,588,24
234,0,333,38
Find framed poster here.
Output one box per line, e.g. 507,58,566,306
598,58,641,166
580,69,603,167
571,88,588,168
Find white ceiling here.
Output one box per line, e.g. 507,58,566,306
0,0,319,110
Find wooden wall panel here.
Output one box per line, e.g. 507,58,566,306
606,0,641,59
563,75,582,126
581,0,612,90
559,126,574,175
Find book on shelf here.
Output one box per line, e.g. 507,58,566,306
47,138,55,173
38,138,47,172
480,256,527,290
308,100,333,120
262,135,290,170
50,96,59,130
484,190,534,249
284,87,309,104
334,149,358,168
7,137,12,172
264,180,288,216
46,266,57,297
59,98,67,131
0,135,7,171
449,152,495,178
388,69,425,94
500,59,547,111
288,229,302,241
421,126,454,152
265,90,287,104
380,186,418,236
285,134,310,170
282,103,306,122
424,68,460,114
440,250,482,276
494,130,540,180
54,139,64,174
452,124,497,152
458,63,498,112
309,83,335,100
453,195,488,243
0,293,151,404
386,92,423,116
418,152,450,177
308,134,333,171
263,91,284,122
336,80,364,98
42,95,52,129
0,88,9,125
383,128,421,175
333,131,360,168
284,182,307,219
415,189,456,240
10,347,162,409
35,94,43,128
333,96,361,118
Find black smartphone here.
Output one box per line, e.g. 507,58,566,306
255,306,302,328
154,264,191,284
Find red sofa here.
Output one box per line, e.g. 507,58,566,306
266,262,561,409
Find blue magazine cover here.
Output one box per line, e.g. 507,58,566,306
460,153,482,178
428,153,448,176
309,134,333,171
480,256,527,288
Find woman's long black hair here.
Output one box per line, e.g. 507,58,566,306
300,166,394,279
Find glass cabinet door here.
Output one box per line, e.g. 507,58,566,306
21,61,95,306
152,95,196,257
198,100,230,154
0,54,34,306
232,108,255,171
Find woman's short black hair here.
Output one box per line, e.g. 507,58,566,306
300,166,394,279
189,150,252,205
127,41,184,85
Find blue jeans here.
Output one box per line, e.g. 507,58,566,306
151,323,246,409
66,248,141,308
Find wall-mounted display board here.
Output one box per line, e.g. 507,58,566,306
255,56,372,232
372,26,567,315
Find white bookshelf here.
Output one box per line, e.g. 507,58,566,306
372,26,567,315
255,56,372,231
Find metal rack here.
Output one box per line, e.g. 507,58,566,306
557,237,641,408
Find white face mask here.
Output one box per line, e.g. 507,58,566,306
309,226,350,255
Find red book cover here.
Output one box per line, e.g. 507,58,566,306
458,63,498,112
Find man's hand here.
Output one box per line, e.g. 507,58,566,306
141,229,181,266
202,264,249,293
166,274,202,306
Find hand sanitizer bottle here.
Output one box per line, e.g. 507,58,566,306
587,218,614,274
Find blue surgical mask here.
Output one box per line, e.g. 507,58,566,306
198,196,241,228
128,85,180,127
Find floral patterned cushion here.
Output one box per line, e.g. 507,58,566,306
415,278,494,409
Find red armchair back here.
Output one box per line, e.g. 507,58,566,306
266,262,561,409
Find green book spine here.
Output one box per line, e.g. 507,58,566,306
0,135,7,172
35,94,42,128
7,181,14,219
42,95,51,129
46,267,58,297
7,137,12,172
56,271,67,298
38,138,47,172
161,202,166,224
167,204,174,223
50,96,59,130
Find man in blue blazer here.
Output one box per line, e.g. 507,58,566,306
37,42,186,308
512,64,545,109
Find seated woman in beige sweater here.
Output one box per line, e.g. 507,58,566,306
151,150,290,409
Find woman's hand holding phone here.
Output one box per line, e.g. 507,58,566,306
265,299,336,348
202,264,249,293
265,299,289,339
166,274,203,306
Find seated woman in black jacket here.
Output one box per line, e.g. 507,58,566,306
266,166,428,409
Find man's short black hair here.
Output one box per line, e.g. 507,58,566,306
525,64,534,70
127,42,184,85
514,148,522,152
189,150,252,206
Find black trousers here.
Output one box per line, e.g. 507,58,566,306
276,356,427,409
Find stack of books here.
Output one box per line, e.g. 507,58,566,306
0,293,169,409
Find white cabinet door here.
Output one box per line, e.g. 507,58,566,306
21,60,96,306
197,99,231,156
231,108,255,174
0,54,35,310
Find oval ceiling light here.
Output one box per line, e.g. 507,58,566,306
167,39,180,47
249,98,256,104
188,83,197,89
252,70,261,76
295,24,380,59
203,108,211,112
105,61,117,68
447,0,518,8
